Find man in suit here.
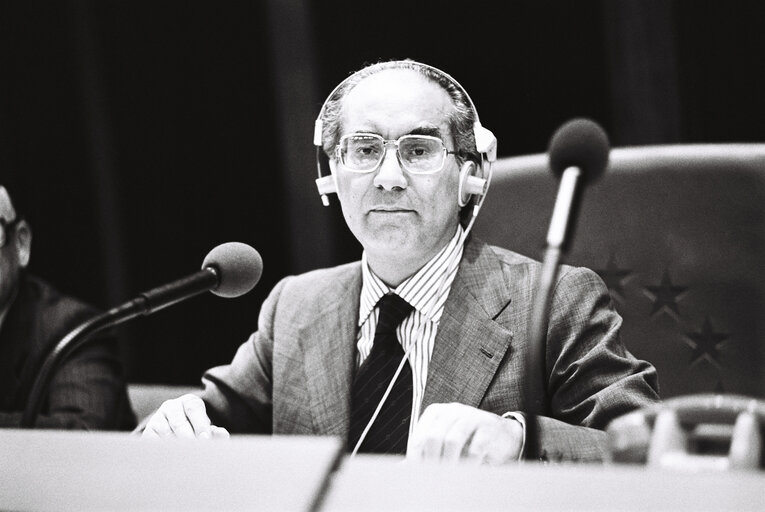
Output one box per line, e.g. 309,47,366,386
142,60,659,463
0,184,134,429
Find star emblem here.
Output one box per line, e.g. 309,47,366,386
594,253,632,302
683,317,728,368
644,269,687,318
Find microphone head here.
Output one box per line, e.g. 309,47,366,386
548,118,610,184
202,242,263,298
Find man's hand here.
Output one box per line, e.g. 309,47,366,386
407,403,523,464
141,394,230,439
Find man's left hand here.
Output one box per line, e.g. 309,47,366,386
407,403,523,465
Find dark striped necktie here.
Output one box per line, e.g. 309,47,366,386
348,293,414,454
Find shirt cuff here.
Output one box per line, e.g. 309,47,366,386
502,411,527,461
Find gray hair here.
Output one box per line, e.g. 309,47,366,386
320,60,480,166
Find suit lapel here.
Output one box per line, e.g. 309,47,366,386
422,238,515,412
298,239,516,432
300,267,361,436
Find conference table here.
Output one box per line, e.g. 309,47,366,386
1,430,762,511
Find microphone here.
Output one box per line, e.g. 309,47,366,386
21,242,263,428
138,241,263,313
546,119,610,250
524,119,609,459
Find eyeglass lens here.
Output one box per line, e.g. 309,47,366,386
340,134,445,173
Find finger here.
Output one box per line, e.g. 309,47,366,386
142,413,172,439
141,428,159,439
181,395,212,437
407,404,442,461
466,418,522,465
409,404,461,461
466,427,492,464
211,426,230,439
441,417,476,463
162,399,196,439
419,434,444,461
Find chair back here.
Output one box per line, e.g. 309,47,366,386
473,144,765,399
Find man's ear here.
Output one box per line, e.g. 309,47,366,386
14,220,32,268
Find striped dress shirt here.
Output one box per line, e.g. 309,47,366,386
356,225,465,435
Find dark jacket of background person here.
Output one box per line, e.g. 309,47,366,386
0,274,135,429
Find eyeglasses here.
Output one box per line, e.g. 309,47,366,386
335,133,457,174
0,217,19,248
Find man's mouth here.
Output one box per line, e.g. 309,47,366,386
369,207,414,214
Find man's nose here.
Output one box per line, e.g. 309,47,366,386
373,147,408,191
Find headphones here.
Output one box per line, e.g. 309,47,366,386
313,61,497,217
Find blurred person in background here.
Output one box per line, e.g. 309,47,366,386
0,183,134,429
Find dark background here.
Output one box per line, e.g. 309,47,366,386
1,0,763,385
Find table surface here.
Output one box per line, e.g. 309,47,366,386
0,430,342,512
321,454,765,512
2,430,764,511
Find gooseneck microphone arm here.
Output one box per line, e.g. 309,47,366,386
524,119,609,460
21,242,263,428
20,268,219,428
525,167,584,416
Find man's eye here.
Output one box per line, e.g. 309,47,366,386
354,145,379,156
403,145,431,159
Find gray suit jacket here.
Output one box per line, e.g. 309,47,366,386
201,237,659,462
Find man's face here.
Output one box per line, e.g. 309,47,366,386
331,69,462,276
0,189,25,313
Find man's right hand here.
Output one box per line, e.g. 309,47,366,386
141,394,230,439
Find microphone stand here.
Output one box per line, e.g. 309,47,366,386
525,167,583,459
21,268,218,428
523,118,609,460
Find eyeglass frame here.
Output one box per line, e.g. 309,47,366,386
334,132,459,175
0,217,20,248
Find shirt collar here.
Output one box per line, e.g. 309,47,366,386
359,225,465,327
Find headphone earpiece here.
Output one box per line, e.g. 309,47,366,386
458,161,486,207
313,119,324,148
315,174,337,207
473,122,497,163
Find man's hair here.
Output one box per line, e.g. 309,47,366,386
0,173,31,219
0,183,20,221
320,60,481,167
